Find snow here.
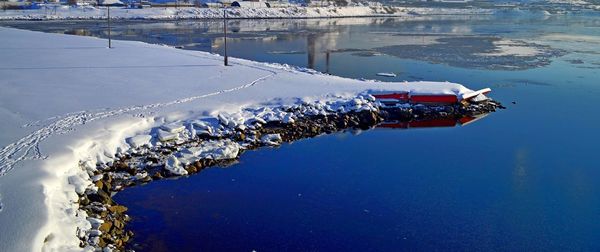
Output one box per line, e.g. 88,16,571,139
0,6,493,20
0,26,483,252
376,72,397,77
125,134,152,148
101,0,124,5
476,39,542,57
260,134,283,146
164,155,188,176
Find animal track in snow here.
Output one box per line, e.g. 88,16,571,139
0,64,276,177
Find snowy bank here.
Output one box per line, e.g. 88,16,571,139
0,27,495,251
0,6,494,20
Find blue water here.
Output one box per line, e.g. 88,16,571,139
6,14,600,251
119,124,600,251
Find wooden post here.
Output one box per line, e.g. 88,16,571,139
223,8,228,66
108,5,112,48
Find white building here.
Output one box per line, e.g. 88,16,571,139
230,0,269,7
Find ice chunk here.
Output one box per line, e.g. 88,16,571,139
87,217,104,229
376,72,397,77
251,117,267,125
164,155,188,176
283,114,295,124
89,230,102,237
91,175,103,182
68,175,90,195
157,130,178,142
191,120,210,129
126,134,152,148
195,140,240,160
160,123,186,133
471,93,490,102
261,134,283,146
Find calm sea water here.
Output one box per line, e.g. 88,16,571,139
6,13,600,251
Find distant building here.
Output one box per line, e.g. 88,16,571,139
99,0,125,6
306,0,333,7
230,0,269,8
216,0,235,6
67,0,99,6
267,0,294,8
150,1,195,7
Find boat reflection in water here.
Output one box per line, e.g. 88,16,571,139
378,113,489,129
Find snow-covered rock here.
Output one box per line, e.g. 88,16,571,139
164,155,188,176
261,134,283,146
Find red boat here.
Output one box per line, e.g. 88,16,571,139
371,88,491,105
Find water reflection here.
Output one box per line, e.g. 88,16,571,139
378,114,489,129
513,148,529,191
5,14,594,73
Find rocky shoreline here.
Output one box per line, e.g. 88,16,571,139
74,96,502,251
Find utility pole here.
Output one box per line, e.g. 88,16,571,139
107,5,112,48
223,8,228,66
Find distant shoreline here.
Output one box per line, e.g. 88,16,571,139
0,6,495,21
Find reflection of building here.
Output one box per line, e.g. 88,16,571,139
307,34,317,69
306,31,340,71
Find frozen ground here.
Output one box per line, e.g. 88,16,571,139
0,27,487,251
0,5,493,20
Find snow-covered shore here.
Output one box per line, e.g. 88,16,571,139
0,6,494,20
0,27,494,251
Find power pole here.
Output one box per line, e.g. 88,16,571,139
223,8,228,66
108,5,112,48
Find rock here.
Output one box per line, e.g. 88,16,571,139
98,237,107,248
87,191,113,205
237,132,246,141
113,220,124,229
94,181,105,191
89,229,102,237
185,165,197,174
108,205,128,214
79,196,90,206
151,172,163,179
99,222,113,233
